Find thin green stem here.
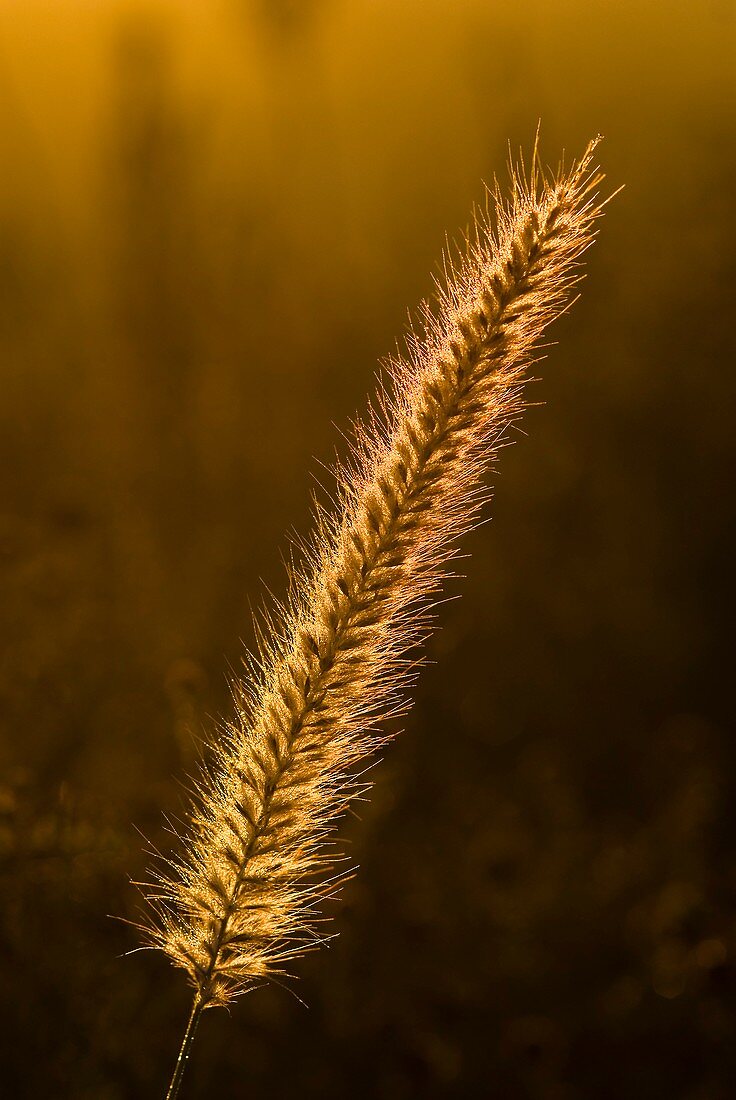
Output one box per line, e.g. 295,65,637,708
164,994,205,1100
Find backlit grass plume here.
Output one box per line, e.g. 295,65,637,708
145,138,609,1097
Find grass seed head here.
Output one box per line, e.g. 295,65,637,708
141,138,609,1009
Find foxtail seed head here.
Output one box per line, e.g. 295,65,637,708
142,140,608,1008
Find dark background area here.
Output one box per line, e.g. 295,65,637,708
1,2,735,1097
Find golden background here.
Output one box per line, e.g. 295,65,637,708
1,1,734,1096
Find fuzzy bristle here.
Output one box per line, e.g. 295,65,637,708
142,139,608,1009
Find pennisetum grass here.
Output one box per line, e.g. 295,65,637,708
139,138,611,1098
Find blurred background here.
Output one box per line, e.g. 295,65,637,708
1,1,735,1097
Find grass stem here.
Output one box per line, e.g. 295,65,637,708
164,995,204,1100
